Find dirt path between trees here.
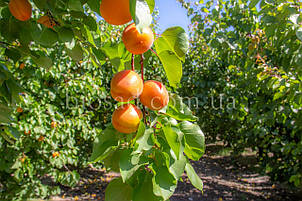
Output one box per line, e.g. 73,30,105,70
50,144,298,201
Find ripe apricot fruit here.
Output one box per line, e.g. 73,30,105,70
24,130,31,135
111,70,143,102
122,23,154,55
52,152,60,158
17,107,23,113
9,0,32,21
112,104,143,134
100,0,132,25
51,121,57,129
19,63,25,69
140,80,169,111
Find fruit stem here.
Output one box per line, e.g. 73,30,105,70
140,54,144,83
131,54,135,71
140,54,147,124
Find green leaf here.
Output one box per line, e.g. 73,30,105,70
103,149,122,172
102,43,125,71
152,166,177,200
296,27,302,41
84,16,98,32
66,44,84,62
119,149,147,182
4,126,21,140
5,79,23,104
84,25,96,47
169,152,186,180
157,50,182,88
130,0,152,32
162,125,181,159
32,25,59,47
161,27,189,61
5,48,21,62
249,0,260,8
166,94,198,121
133,172,163,201
135,128,154,152
92,47,106,63
179,121,205,161
185,162,203,191
58,27,74,43
145,0,155,13
68,0,83,11
0,110,13,124
87,0,101,14
105,178,133,201
34,56,53,69
33,0,47,10
133,121,145,143
90,125,119,162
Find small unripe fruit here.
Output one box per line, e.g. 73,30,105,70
111,70,143,102
122,23,154,55
112,104,143,134
140,80,169,111
100,0,132,25
8,0,32,21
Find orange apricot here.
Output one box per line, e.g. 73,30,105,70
111,70,143,102
122,23,154,55
112,104,143,134
52,152,60,158
19,63,25,70
100,0,132,25
17,107,23,113
8,0,32,21
139,80,169,111
24,130,31,135
51,121,57,129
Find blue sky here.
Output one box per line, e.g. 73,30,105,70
155,0,190,33
96,0,191,34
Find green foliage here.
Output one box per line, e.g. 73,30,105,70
179,0,302,188
0,1,202,201
90,94,204,200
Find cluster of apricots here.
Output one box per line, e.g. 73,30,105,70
110,70,169,134
100,0,169,133
9,0,167,134
100,0,154,55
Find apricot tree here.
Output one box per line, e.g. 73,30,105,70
0,0,205,200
